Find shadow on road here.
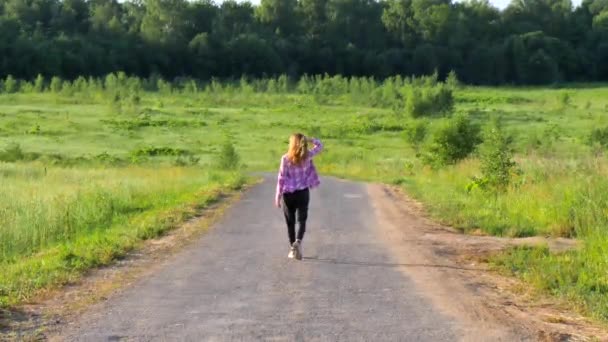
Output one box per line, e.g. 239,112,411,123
301,257,484,271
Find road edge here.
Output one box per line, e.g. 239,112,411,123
1,180,259,341
367,183,607,341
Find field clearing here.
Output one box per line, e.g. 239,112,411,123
1,77,608,321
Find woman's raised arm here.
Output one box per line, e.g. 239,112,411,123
308,138,323,157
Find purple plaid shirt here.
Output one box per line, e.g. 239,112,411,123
275,138,323,204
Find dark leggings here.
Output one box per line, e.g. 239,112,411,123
282,188,310,246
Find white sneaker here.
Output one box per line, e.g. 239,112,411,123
288,246,296,259
293,240,303,260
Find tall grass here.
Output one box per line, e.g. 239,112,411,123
402,156,608,237
0,164,243,262
491,232,608,321
0,163,246,306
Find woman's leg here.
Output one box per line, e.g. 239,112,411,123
282,194,297,246
295,189,310,241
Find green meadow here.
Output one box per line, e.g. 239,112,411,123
1,74,608,321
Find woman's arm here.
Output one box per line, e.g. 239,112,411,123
275,156,286,207
308,138,323,157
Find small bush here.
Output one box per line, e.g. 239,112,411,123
128,92,141,106
403,119,429,154
186,80,200,94
50,76,63,93
27,124,42,135
588,126,608,148
61,81,75,96
422,113,481,166
445,70,460,89
20,81,34,93
216,141,240,170
3,75,17,94
157,79,172,94
34,74,45,92
558,91,571,108
403,83,453,118
477,118,517,192
0,143,24,162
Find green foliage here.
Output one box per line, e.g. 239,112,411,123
216,141,240,170
403,81,453,118
174,155,201,167
585,101,592,110
492,234,608,321
0,143,24,162
422,113,481,166
131,146,191,157
0,0,605,85
182,80,198,94
588,126,608,148
1,78,608,322
20,81,34,93
0,164,247,308
61,81,74,96
34,74,45,93
50,77,63,93
28,124,42,135
446,70,460,89
297,75,314,94
3,75,17,94
157,79,173,94
403,119,429,154
559,91,571,108
477,118,517,192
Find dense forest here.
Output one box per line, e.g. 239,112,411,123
0,0,607,84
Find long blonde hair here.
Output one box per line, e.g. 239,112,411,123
287,133,308,165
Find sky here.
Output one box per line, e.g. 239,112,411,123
221,0,584,10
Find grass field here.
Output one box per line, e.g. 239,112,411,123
0,164,246,307
1,75,608,320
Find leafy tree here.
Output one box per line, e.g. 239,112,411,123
188,0,218,37
256,0,300,37
382,0,417,47
188,33,218,79
0,0,604,83
140,0,190,46
225,34,282,77
90,0,124,33
213,1,256,41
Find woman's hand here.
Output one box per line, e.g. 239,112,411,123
307,137,323,157
275,199,281,208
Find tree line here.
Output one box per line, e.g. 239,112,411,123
0,0,607,85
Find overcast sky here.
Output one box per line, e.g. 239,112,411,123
219,0,584,10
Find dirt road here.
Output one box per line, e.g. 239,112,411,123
53,176,588,341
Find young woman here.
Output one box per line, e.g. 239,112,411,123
275,133,323,260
